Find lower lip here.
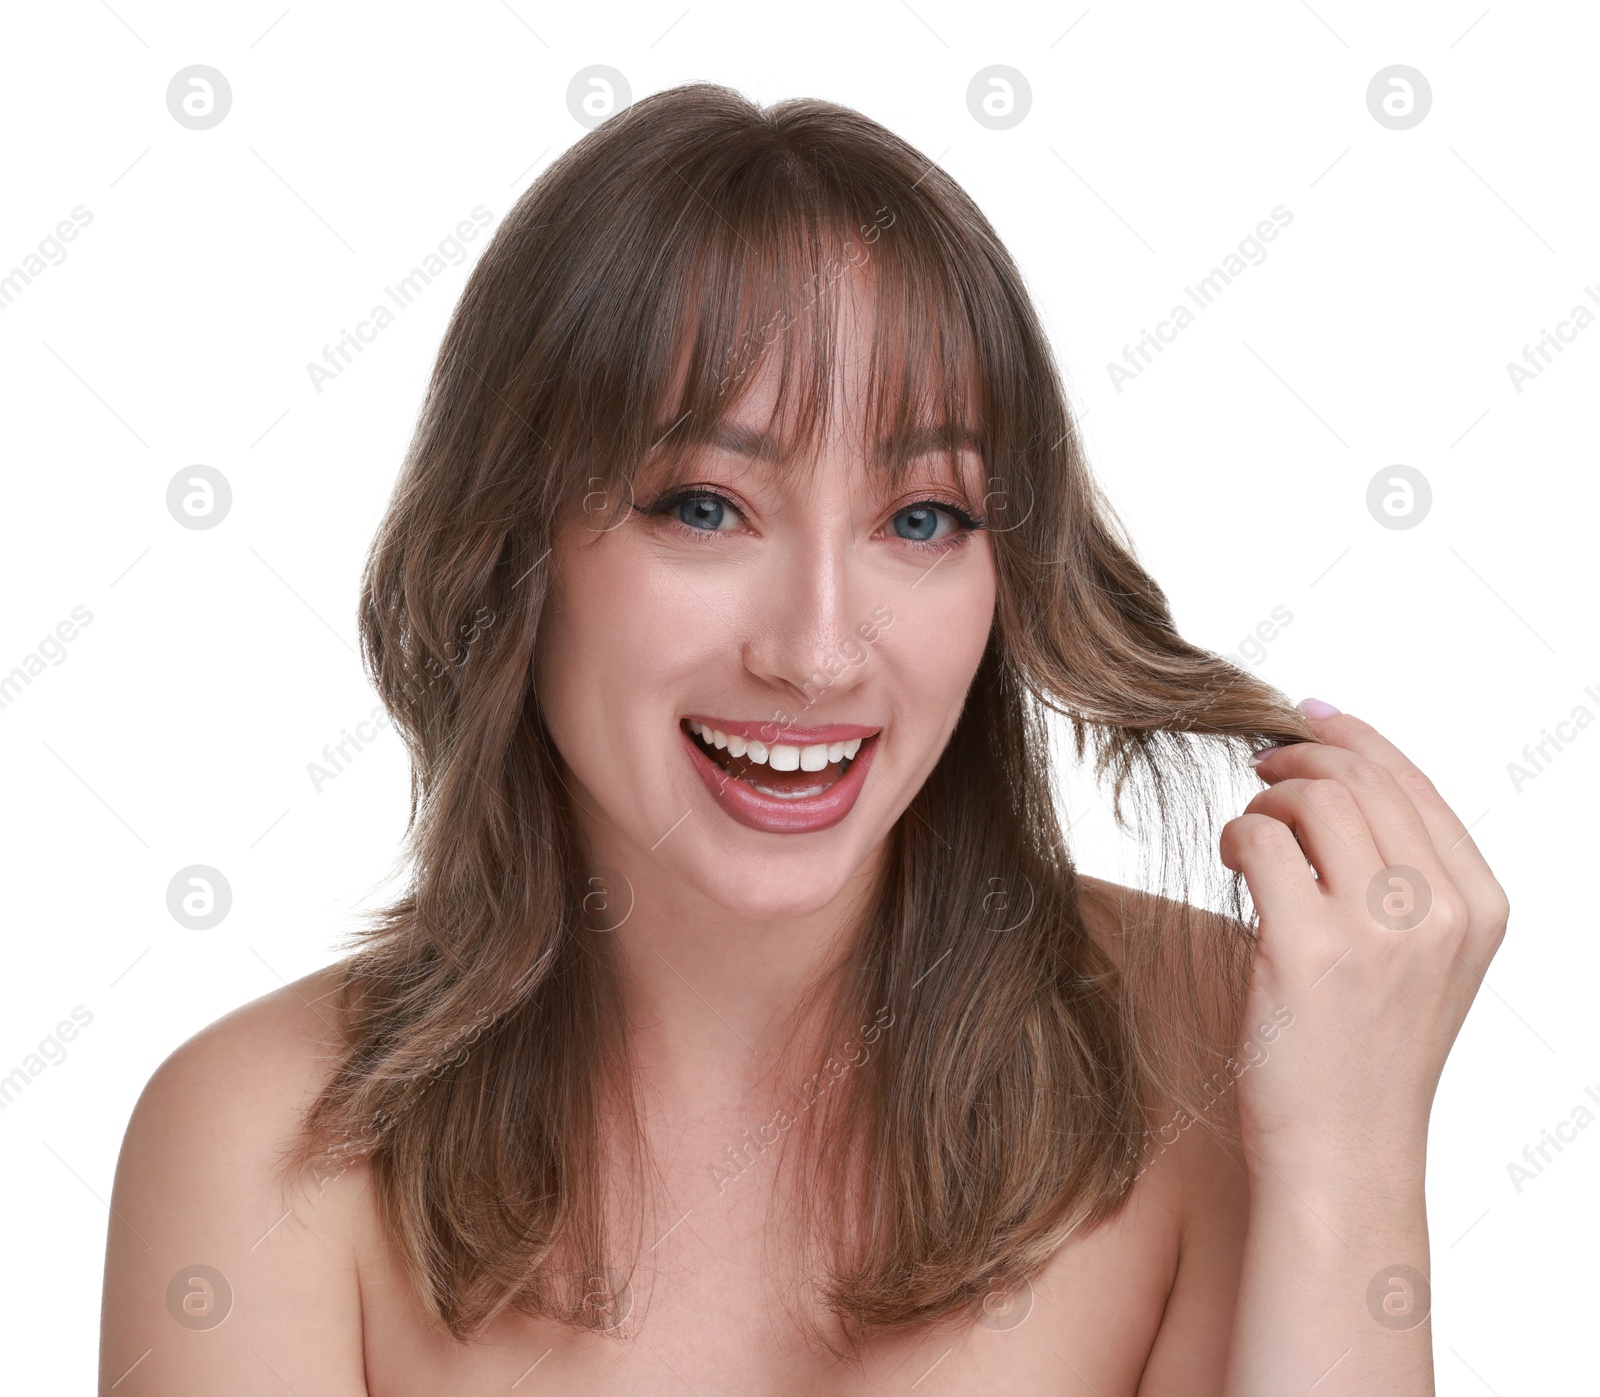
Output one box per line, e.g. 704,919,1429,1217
679,726,879,835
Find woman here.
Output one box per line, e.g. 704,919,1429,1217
99,82,1508,1394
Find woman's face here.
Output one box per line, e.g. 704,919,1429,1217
533,275,997,923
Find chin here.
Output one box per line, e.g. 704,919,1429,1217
676,839,874,924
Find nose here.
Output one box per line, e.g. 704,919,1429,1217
741,517,875,716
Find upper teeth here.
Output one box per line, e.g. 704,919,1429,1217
689,721,863,771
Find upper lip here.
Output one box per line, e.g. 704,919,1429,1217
682,714,881,744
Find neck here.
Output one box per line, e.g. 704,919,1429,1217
581,831,888,1109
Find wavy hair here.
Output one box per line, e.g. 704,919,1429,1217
283,80,1314,1350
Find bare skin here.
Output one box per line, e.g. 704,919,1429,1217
104,269,1252,1394
100,264,1509,1391
97,878,1248,1397
100,716,1505,1397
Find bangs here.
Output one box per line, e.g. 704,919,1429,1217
584,197,995,526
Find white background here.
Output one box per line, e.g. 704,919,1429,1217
1,1,1594,1390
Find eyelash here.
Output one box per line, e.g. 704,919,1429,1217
634,487,986,555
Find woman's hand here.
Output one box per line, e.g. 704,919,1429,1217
1218,699,1510,1183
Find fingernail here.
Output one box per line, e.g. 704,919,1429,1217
1248,744,1286,767
1297,697,1341,719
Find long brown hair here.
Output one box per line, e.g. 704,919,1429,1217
284,80,1312,1348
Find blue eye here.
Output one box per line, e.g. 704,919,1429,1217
635,488,744,535
675,493,732,531
633,488,984,553
893,504,947,543
889,500,984,550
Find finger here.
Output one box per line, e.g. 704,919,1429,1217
1242,779,1383,898
1219,812,1321,928
1249,739,1442,886
1259,708,1504,953
1257,712,1504,950
1281,710,1496,893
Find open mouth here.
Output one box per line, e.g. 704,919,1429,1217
682,718,873,800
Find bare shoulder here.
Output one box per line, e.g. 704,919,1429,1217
100,962,370,1395
1074,875,1253,1395
1076,873,1248,1053
1074,870,1233,948
1073,870,1253,1148
1128,1101,1250,1396
131,961,355,1129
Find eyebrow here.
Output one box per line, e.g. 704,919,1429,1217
650,417,982,466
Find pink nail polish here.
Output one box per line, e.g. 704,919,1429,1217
1297,697,1341,719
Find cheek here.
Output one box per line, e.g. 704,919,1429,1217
936,548,997,666
881,557,995,711
532,544,641,773
533,537,717,770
